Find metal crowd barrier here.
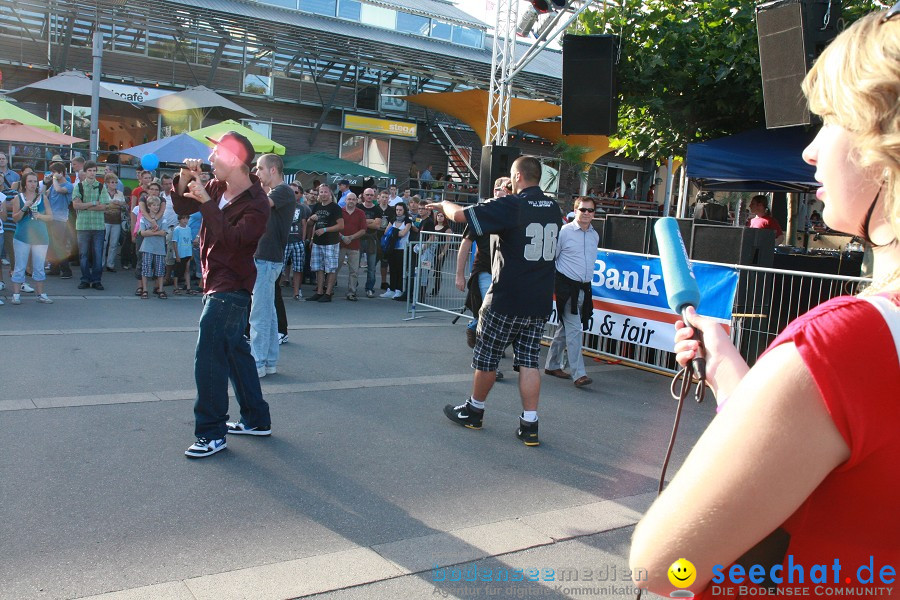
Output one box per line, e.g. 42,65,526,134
404,231,873,374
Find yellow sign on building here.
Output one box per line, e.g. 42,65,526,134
344,114,418,138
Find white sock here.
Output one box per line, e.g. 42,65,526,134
39,293,49,299
522,411,538,423
12,293,20,301
468,397,485,410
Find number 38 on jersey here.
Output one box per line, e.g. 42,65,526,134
523,223,559,261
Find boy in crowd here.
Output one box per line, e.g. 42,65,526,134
171,213,195,294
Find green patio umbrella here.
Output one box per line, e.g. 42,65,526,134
283,153,392,178
187,119,285,155
0,99,61,132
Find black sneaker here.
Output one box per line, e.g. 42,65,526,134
77,282,90,289
317,294,332,302
60,270,73,279
306,293,323,301
184,437,227,458
495,371,504,381
92,282,104,290
516,417,540,447
226,421,272,436
443,401,483,430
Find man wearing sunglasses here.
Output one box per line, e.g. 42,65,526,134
545,196,599,388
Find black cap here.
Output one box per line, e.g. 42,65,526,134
339,179,350,186
206,131,255,168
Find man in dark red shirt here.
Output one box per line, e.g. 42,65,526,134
337,192,368,301
171,131,271,459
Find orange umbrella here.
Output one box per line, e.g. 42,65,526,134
402,89,562,146
515,120,613,168
0,119,86,145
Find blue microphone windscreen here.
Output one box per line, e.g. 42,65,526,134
654,217,700,314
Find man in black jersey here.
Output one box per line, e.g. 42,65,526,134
428,156,561,446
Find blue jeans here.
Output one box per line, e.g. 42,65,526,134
249,259,282,370
77,229,104,284
194,290,270,440
467,271,493,331
359,238,378,292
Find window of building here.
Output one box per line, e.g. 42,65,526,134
396,12,429,36
266,0,299,8
340,133,390,173
430,19,452,41
244,45,274,96
244,73,272,95
360,4,396,29
112,23,146,54
246,121,273,140
299,0,336,16
338,0,361,20
148,29,196,61
452,25,483,48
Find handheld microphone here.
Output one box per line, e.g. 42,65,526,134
653,217,706,383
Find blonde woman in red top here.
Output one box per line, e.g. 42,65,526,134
631,8,900,599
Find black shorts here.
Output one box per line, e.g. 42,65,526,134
473,306,546,372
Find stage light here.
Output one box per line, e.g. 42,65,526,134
517,5,540,36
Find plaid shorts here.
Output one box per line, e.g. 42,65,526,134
310,242,339,273
141,252,166,277
283,241,305,272
473,306,547,372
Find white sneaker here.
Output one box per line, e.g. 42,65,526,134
257,366,266,378
0,258,9,266
0,281,5,291
392,289,403,298
11,294,21,305
21,283,35,293
37,294,53,304
0,297,4,305
265,366,277,375
380,289,394,298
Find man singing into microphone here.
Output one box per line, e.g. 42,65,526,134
172,132,272,459
428,156,562,446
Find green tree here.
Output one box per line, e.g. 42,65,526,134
574,0,888,160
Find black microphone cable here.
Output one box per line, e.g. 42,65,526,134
635,324,707,600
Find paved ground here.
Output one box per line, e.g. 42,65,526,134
0,268,712,600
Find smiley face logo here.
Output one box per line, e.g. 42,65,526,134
668,558,696,589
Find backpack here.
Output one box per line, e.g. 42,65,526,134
380,225,399,253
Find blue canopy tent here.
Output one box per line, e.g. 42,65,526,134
685,127,819,192
120,133,211,165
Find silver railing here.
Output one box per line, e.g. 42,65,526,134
405,231,873,373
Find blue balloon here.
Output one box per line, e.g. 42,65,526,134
141,153,159,171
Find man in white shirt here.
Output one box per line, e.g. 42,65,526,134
387,184,401,207
544,196,599,388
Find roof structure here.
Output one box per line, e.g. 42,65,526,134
50,0,562,100
355,0,488,27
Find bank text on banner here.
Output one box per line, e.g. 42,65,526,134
550,251,739,353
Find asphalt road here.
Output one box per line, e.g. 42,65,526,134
0,269,711,600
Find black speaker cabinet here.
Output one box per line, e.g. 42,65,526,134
603,215,649,254
756,0,841,128
478,145,520,200
648,217,693,256
562,34,619,136
479,145,520,199
690,224,775,267
591,217,606,242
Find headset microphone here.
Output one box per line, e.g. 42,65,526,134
653,217,706,386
